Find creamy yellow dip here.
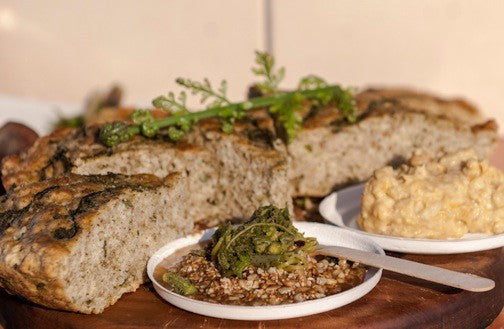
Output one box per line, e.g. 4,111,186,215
358,149,504,239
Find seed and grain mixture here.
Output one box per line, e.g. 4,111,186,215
163,252,365,305
157,206,366,305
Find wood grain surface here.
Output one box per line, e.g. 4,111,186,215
1,140,503,329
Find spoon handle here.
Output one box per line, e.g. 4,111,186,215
315,245,495,292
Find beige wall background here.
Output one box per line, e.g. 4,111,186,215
0,0,503,130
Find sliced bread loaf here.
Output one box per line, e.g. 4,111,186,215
288,88,498,196
2,88,497,209
0,173,191,313
1,116,292,226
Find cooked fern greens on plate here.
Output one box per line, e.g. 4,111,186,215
208,205,318,277
158,206,366,306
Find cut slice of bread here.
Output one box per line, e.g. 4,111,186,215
288,88,498,196
0,173,191,314
72,139,222,224
188,119,290,225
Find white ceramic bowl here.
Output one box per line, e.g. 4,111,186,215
147,222,384,320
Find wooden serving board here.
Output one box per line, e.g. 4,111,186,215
1,141,504,329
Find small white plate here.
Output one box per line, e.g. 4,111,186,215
319,184,504,254
147,222,383,320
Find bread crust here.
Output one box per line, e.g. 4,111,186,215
302,87,495,129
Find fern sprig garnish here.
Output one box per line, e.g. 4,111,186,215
269,92,305,142
152,91,189,115
298,75,328,91
252,51,285,95
176,77,230,108
150,91,193,140
336,87,357,122
99,51,358,147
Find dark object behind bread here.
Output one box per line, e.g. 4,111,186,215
0,122,39,194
